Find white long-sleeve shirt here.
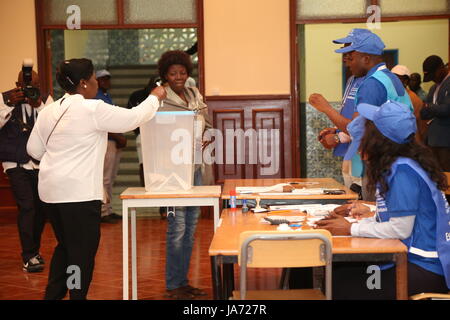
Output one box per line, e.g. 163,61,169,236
27,93,160,203
351,215,416,239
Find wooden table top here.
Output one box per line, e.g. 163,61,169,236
120,186,222,199
221,178,358,200
208,209,407,256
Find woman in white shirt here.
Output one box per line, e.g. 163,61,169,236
27,58,166,300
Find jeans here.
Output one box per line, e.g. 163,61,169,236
165,168,202,290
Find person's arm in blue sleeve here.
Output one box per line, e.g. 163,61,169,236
356,78,387,107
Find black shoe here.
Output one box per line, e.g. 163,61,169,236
23,256,44,273
35,254,45,265
101,215,118,224
109,213,122,220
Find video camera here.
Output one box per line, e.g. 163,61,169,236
2,59,41,106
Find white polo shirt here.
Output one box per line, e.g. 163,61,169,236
27,93,159,203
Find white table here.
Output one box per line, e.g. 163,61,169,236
120,186,222,300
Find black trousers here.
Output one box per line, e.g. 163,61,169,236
332,261,448,300
44,200,101,300
6,167,46,262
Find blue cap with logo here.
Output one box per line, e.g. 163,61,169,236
334,28,385,55
344,100,417,160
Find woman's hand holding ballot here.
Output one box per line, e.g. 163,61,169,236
333,201,375,219
349,202,374,220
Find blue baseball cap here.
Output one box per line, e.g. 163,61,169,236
344,100,416,160
334,28,385,55
358,100,417,144
344,115,365,161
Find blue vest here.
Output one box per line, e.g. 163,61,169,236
354,67,413,111
334,76,364,157
0,105,35,164
376,157,450,288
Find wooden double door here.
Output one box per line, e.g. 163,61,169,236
206,95,296,184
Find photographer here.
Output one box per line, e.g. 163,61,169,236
0,63,53,273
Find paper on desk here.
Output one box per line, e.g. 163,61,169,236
261,189,327,196
269,204,341,216
236,183,291,194
291,188,326,195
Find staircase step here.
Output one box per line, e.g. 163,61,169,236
115,180,141,187
117,169,140,175
109,68,158,77
120,157,139,163
109,87,143,96
120,150,138,158
119,162,140,170
112,77,150,87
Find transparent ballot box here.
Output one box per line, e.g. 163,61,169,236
140,111,195,192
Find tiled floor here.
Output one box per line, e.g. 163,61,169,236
0,216,281,300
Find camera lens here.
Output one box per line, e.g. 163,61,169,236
23,87,41,101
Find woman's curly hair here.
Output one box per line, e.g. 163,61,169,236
157,50,193,83
359,120,448,198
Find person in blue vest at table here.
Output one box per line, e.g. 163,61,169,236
335,29,413,201
95,69,126,223
316,100,450,299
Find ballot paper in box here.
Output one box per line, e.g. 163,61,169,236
140,111,197,192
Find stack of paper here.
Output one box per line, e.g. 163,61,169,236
269,204,341,216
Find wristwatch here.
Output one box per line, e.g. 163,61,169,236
333,134,340,144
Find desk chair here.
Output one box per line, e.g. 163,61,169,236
233,230,332,300
410,292,450,300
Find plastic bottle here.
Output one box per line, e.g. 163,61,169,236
230,189,237,209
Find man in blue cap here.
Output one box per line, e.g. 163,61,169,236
336,28,413,201
309,41,365,192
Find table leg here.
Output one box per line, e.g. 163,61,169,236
395,252,408,300
213,198,220,232
122,203,129,300
222,263,235,300
131,208,137,300
210,256,223,300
